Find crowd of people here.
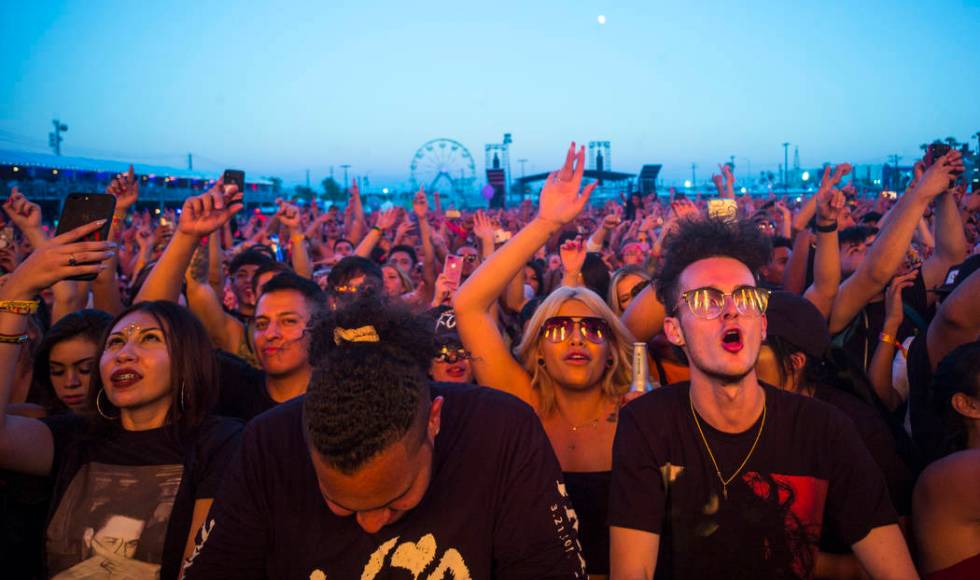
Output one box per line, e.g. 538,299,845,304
0,141,977,579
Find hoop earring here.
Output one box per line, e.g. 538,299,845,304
96,388,119,420
606,358,614,368
178,381,186,413
537,357,545,367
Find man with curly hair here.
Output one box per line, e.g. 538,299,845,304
183,295,587,579
608,217,916,579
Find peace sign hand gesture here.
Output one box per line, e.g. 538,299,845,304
537,142,596,226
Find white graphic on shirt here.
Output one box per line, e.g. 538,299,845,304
310,534,472,579
552,480,587,574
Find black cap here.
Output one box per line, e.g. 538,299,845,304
934,254,980,296
764,291,831,359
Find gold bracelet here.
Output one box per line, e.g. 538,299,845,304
0,333,29,344
0,300,39,315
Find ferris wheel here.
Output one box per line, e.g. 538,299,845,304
410,138,476,197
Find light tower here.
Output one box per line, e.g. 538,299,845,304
49,119,68,156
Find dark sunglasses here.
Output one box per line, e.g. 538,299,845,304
540,316,611,344
435,345,471,364
459,254,479,263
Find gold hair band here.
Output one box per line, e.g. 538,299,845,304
333,325,380,345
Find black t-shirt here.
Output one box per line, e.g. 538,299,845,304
213,349,274,421
906,335,948,464
41,414,242,580
813,385,914,516
183,384,587,579
562,471,610,575
835,269,929,371
608,382,897,579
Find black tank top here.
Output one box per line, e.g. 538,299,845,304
563,470,611,574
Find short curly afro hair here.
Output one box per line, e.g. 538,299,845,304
303,294,437,474
655,217,773,313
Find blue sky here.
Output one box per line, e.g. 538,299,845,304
1,0,978,189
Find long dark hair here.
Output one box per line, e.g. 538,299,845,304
29,309,113,414
86,301,218,431
931,341,980,457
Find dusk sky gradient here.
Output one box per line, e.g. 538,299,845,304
2,0,979,189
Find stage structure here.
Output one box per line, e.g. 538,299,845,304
484,133,512,208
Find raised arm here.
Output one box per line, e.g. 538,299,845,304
559,236,586,288
276,201,312,278
867,273,915,411
412,188,437,299
803,184,844,318
454,143,595,404
921,185,967,294
346,179,366,245
353,208,397,258
829,153,963,333
135,182,242,303
0,221,114,476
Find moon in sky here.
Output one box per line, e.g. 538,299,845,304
597,15,606,25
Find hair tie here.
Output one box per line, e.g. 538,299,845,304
334,325,380,345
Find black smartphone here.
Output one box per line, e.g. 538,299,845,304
223,169,245,205
926,143,950,168
55,193,117,281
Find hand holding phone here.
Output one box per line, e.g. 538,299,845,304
223,169,246,206
55,193,117,281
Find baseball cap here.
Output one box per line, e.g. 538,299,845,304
764,291,831,359
933,254,980,296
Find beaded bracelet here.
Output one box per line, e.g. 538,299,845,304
0,300,39,315
0,333,29,344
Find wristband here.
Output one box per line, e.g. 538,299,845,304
0,333,29,344
814,221,838,233
0,300,39,315
879,332,908,358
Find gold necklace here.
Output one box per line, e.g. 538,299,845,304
689,391,767,500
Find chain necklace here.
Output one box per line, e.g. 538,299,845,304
557,403,606,452
689,392,767,500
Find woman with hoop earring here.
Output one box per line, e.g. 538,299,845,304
0,210,241,578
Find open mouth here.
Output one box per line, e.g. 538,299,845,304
721,328,743,353
110,369,143,388
564,352,592,365
445,365,466,377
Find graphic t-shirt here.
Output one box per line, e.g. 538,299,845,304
608,382,897,579
41,415,242,580
183,384,587,579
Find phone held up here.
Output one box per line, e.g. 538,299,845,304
222,169,246,206
55,193,117,281
443,254,463,289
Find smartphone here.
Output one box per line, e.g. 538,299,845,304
443,254,463,288
55,193,117,281
493,229,512,245
708,199,737,223
223,169,246,205
926,144,950,168
881,190,898,200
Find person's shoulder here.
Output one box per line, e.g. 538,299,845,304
195,415,245,442
247,397,304,433
434,382,537,421
915,450,980,506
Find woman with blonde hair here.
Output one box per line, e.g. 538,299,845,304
455,143,634,578
607,265,651,316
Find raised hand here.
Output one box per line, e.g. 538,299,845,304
914,150,965,200
884,271,916,327
431,272,457,306
560,236,587,275
275,200,302,232
671,199,700,221
1,220,115,298
107,164,139,213
412,187,429,218
537,143,597,226
818,163,852,194
815,187,845,224
720,164,735,198
177,181,244,238
472,210,495,240
375,208,399,231
3,188,43,232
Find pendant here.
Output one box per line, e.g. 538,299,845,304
722,485,728,500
